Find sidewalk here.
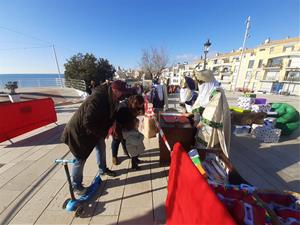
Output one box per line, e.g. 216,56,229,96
0,87,84,106
0,103,168,225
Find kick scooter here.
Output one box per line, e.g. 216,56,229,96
55,159,102,217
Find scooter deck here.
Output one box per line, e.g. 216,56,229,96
65,174,102,212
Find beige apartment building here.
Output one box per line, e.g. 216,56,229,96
203,37,300,95
161,63,196,86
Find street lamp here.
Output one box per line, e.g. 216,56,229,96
203,39,211,70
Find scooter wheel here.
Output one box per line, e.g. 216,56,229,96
75,205,84,217
62,198,71,209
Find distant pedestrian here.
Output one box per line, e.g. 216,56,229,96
87,80,98,95
150,78,168,112
61,80,132,195
179,76,198,113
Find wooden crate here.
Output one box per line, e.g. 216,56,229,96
159,113,195,165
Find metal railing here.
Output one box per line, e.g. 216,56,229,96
0,78,64,89
0,78,87,92
64,78,86,92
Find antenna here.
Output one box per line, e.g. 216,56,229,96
52,44,63,87
232,16,251,92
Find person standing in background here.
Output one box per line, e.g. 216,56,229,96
87,80,98,95
150,78,168,112
179,76,198,113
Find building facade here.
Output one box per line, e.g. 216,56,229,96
203,37,300,95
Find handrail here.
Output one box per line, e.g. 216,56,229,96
0,77,87,92
64,78,86,91
0,78,64,89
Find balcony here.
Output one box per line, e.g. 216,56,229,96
263,64,282,70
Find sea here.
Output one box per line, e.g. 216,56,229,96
0,74,64,88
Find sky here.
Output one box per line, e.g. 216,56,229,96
0,0,299,74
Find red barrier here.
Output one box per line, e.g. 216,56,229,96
166,143,236,225
0,98,57,142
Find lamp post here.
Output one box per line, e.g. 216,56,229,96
203,39,211,70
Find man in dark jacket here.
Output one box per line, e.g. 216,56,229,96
61,80,132,195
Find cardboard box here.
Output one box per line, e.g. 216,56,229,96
251,104,271,113
252,127,281,143
233,125,251,136
144,116,158,138
263,117,277,129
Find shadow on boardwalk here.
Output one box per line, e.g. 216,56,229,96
4,124,65,148
230,135,300,192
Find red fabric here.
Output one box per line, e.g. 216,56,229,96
0,98,57,142
165,142,236,225
210,185,272,224
257,192,296,207
161,115,190,124
276,208,300,220
231,200,269,225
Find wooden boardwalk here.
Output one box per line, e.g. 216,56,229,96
0,92,299,225
0,103,168,225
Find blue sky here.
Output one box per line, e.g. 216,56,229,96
0,0,299,73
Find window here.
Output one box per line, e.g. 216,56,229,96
259,48,265,51
233,57,240,62
258,59,263,68
223,67,229,72
265,71,279,80
248,60,254,68
223,58,229,63
285,71,300,81
289,57,300,67
212,67,219,75
267,57,283,67
214,59,218,64
255,71,261,80
269,47,274,53
283,45,294,52
245,71,252,80
243,81,250,89
234,65,239,73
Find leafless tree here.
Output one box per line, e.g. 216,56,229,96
140,47,169,80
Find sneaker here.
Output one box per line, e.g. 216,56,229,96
112,156,118,165
99,168,117,177
73,185,87,196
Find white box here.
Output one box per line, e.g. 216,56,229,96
233,125,251,136
251,104,271,113
264,117,277,129
253,127,281,143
